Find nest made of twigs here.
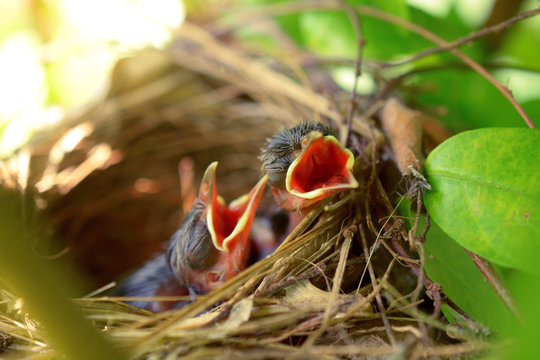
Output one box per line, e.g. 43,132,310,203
0,18,484,360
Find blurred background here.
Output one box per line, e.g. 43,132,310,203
2,0,540,157
1,0,539,290
0,1,539,358
0,0,540,156
0,0,185,156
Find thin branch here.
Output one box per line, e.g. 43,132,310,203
352,4,537,129
410,241,426,304
419,212,430,242
345,258,395,319
409,193,423,251
301,57,540,75
250,0,536,128
467,251,523,322
428,282,442,320
340,0,365,147
391,239,472,321
359,224,396,345
382,283,478,342
384,7,540,67
396,61,540,78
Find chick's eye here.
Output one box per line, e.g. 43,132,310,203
205,269,226,290
207,270,224,283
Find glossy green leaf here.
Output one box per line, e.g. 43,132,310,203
399,199,513,334
423,128,540,274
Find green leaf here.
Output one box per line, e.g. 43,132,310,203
424,222,514,334
500,271,540,359
399,200,513,334
423,128,540,274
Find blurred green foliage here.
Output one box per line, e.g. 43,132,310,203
241,0,540,131
0,187,127,360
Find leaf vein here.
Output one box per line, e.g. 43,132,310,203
428,171,540,201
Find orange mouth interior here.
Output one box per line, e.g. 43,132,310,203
288,137,353,195
205,168,267,253
210,198,246,250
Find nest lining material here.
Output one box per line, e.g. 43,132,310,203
0,21,486,359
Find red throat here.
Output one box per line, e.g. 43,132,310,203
289,137,353,193
279,135,358,210
191,162,268,292
201,162,268,254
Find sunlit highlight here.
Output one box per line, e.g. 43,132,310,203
0,0,185,156
57,0,184,48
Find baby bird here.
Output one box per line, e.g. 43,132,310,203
120,162,267,312
259,121,358,211
167,162,267,294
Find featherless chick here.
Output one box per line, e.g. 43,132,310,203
260,121,358,211
119,162,267,312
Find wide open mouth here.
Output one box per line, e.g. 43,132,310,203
286,135,358,200
201,162,268,253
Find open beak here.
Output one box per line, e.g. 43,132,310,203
201,162,268,254
198,162,268,290
179,162,268,293
278,134,358,210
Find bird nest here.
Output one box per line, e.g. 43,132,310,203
0,19,484,360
